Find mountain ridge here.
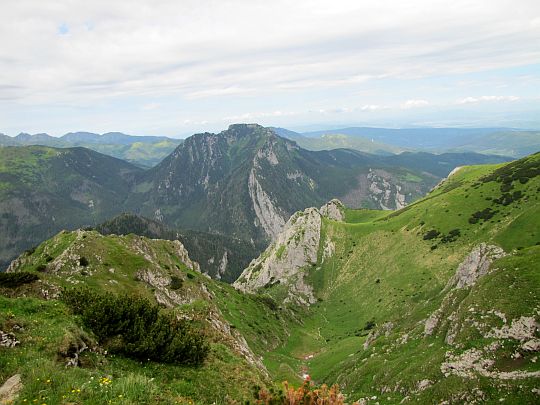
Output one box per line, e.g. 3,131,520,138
2,152,538,403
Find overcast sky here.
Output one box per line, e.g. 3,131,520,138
1,0,540,137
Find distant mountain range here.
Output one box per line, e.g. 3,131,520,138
273,127,540,157
0,124,511,275
0,131,183,167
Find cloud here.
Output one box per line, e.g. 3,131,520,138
0,0,539,134
2,0,539,105
456,95,520,104
359,105,387,111
400,99,429,109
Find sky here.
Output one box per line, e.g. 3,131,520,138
1,0,540,137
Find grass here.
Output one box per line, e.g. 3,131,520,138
2,153,539,403
0,296,266,404
260,153,540,403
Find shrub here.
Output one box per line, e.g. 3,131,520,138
493,190,524,206
169,276,183,290
0,272,39,288
469,208,497,224
257,295,279,311
441,229,461,243
363,320,376,330
423,230,440,240
36,264,47,272
62,288,208,364
79,256,89,267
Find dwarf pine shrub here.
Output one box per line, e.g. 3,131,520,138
62,288,208,364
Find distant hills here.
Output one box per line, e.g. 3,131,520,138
0,131,182,167
274,127,540,157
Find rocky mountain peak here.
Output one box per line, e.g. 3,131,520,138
234,199,343,305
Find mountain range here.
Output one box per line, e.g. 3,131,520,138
2,151,538,403
274,127,540,158
0,131,182,168
0,124,510,275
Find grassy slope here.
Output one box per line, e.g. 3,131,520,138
0,231,291,404
262,153,540,403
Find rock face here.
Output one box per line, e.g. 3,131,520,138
319,199,345,221
446,243,506,289
234,206,326,306
424,243,506,337
248,168,287,240
486,316,539,341
366,170,407,210
0,330,20,348
0,374,22,404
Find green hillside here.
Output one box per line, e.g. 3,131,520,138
1,153,539,403
0,146,142,271
0,132,183,168
445,130,540,158
1,230,291,403
239,152,540,403
95,213,259,282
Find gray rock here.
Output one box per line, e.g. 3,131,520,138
0,330,19,348
447,243,506,290
234,206,323,305
319,199,345,221
0,374,22,403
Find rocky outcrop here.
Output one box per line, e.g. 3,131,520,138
363,322,394,349
0,330,19,348
424,243,507,336
367,170,407,210
446,243,506,290
441,343,540,380
320,199,345,221
234,206,324,305
486,316,539,341
248,168,287,240
0,374,22,404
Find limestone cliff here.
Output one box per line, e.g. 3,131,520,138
234,199,345,305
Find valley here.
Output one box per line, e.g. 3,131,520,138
1,150,538,403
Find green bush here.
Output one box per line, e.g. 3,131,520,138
169,276,183,290
62,288,208,364
441,229,461,243
0,271,39,288
469,208,497,224
423,229,440,240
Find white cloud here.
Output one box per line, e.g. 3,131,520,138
1,0,539,105
456,95,520,104
0,0,539,134
359,105,387,111
400,99,429,109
